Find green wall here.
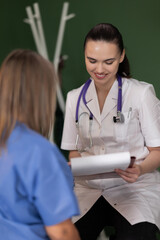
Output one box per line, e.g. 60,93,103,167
1,0,160,99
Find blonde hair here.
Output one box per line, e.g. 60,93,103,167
0,49,57,147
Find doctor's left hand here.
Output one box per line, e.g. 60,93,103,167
115,164,142,183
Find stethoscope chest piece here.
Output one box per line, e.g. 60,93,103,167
113,111,124,123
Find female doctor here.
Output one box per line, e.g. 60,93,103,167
61,23,160,240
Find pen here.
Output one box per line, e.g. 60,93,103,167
128,107,132,118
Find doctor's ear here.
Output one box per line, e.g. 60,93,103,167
120,49,125,63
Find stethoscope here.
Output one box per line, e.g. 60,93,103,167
75,75,124,151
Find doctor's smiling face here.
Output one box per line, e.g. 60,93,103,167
84,40,125,89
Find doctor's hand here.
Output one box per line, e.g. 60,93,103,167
115,164,142,183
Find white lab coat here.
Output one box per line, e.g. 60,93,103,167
61,77,160,229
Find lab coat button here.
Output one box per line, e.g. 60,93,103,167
114,203,117,206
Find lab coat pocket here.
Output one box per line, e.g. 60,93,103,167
114,109,138,141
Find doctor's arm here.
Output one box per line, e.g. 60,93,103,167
69,149,94,161
69,150,81,160
68,151,81,165
115,85,160,182
115,146,160,183
45,218,81,240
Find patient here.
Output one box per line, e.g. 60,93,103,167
0,49,80,240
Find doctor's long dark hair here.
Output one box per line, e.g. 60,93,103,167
84,23,131,78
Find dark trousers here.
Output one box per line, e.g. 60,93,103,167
75,196,160,240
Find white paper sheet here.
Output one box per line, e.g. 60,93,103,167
71,152,134,177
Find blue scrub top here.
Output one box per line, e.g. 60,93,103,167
0,123,79,240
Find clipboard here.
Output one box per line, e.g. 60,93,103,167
71,152,136,179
